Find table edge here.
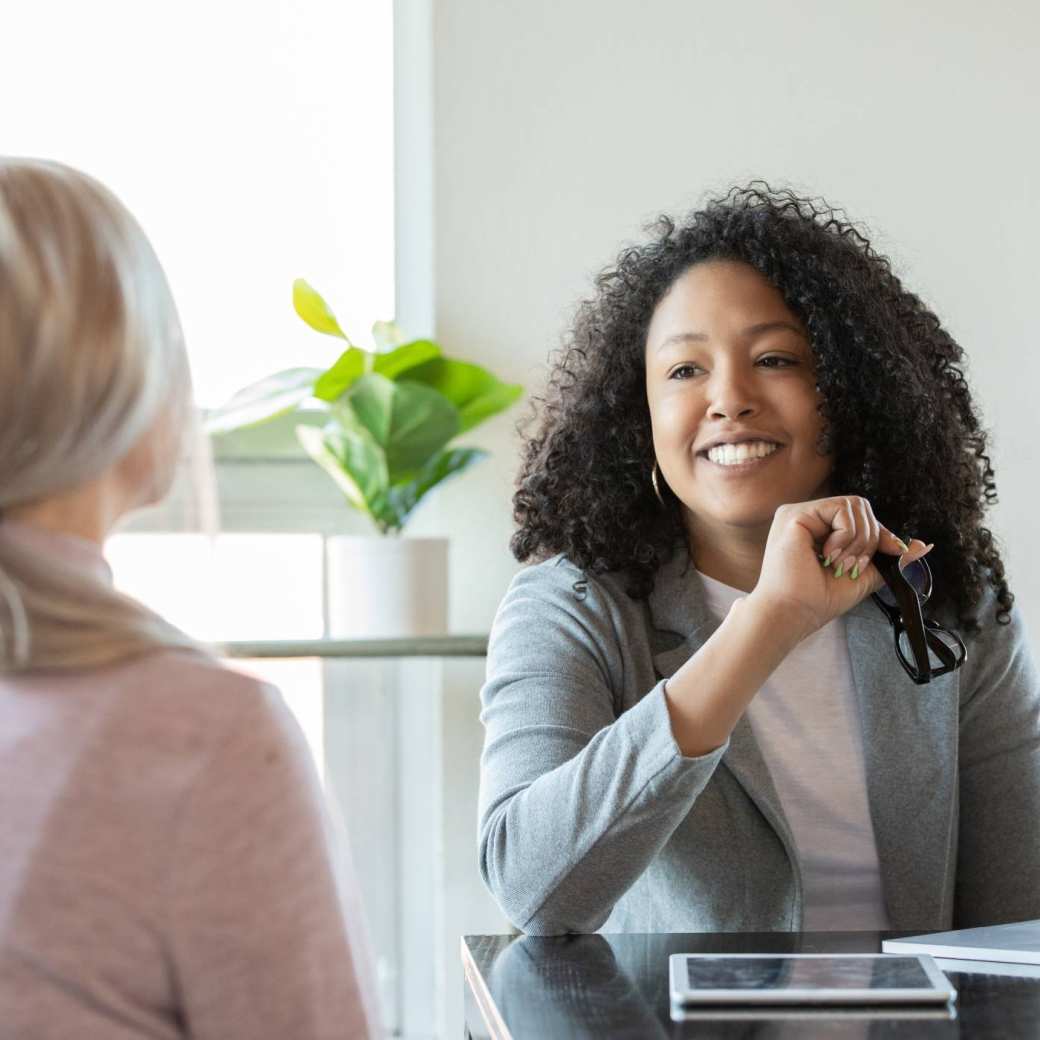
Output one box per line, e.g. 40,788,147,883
461,936,514,1040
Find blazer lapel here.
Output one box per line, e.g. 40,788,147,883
647,550,801,886
845,601,959,928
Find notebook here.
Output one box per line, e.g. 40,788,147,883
882,920,1040,966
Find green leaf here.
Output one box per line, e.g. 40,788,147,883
337,373,460,480
387,447,487,527
296,423,389,521
457,382,524,433
372,320,407,350
293,278,349,339
402,358,523,432
204,367,321,434
314,341,442,405
323,425,391,514
372,339,441,380
313,347,370,402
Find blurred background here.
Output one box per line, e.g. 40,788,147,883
5,1,1038,1036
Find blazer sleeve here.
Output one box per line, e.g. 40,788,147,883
954,597,1040,926
478,560,727,935
167,683,380,1039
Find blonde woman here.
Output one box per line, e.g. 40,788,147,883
0,159,379,1039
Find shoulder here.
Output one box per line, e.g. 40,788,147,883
102,649,298,770
490,555,647,675
951,579,1026,653
498,554,640,628
112,653,324,847
951,583,1038,705
131,647,279,714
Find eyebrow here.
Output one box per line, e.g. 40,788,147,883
655,321,806,353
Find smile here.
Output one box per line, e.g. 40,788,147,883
704,440,780,467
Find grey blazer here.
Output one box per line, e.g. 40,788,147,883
478,549,1040,935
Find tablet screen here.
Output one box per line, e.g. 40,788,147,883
683,956,933,992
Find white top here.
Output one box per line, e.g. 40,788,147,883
0,523,380,1039
698,570,891,931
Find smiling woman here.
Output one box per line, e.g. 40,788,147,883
645,260,833,568
477,184,1040,938
509,185,1009,628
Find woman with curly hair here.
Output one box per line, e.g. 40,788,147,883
478,184,1040,936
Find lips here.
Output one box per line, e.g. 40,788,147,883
704,441,781,466
697,431,783,455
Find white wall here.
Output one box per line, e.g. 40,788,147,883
411,0,1040,641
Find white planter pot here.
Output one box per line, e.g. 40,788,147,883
324,535,448,639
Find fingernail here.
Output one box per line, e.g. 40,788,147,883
896,538,909,552
834,562,845,578
925,542,935,553
850,564,860,580
823,553,833,567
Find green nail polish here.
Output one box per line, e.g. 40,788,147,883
823,553,833,567
834,563,844,578
850,564,860,580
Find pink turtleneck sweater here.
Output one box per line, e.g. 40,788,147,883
0,523,379,1039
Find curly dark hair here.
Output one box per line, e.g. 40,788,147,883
511,183,1012,633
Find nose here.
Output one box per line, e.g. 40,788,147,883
707,363,758,420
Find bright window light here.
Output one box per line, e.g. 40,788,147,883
106,533,325,642
2,0,394,407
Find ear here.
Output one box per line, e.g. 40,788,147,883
117,413,181,510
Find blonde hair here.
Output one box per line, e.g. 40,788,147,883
0,158,204,672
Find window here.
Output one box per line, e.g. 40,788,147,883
5,0,394,751
4,0,395,765
3,0,394,408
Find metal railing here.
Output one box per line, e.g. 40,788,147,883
223,634,489,659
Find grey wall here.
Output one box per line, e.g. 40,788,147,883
407,0,1040,639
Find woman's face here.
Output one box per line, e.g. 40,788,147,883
644,260,832,543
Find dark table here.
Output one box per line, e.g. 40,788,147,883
462,931,1040,1038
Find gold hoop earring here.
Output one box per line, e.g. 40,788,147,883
651,461,665,506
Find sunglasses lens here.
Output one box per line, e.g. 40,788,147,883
897,627,962,674
900,558,932,600
876,557,932,608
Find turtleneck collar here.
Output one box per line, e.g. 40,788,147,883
0,519,114,586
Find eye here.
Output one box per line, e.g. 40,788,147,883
756,354,799,369
668,363,702,380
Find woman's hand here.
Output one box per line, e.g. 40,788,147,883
747,495,932,643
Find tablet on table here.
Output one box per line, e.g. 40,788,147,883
669,953,956,1009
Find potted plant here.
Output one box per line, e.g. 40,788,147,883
206,279,523,637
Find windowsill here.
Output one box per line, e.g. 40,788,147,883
115,410,370,534
207,408,326,463
123,452,370,535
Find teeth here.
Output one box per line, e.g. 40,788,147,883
706,440,779,466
